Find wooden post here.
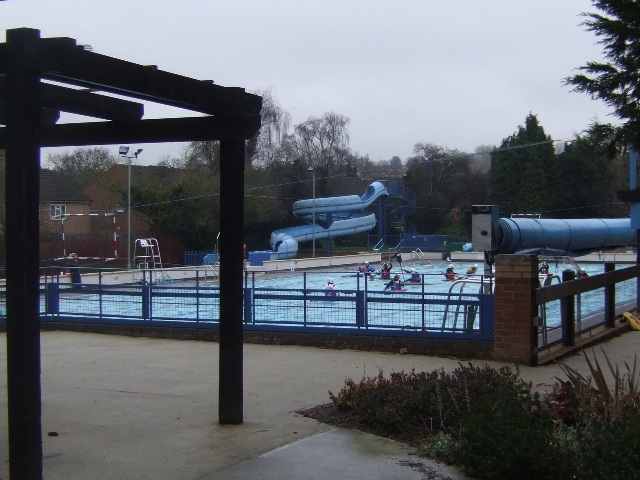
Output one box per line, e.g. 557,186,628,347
604,262,615,328
5,28,44,479
561,269,576,346
218,137,245,424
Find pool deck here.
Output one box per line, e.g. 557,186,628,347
44,249,637,286
1,330,638,480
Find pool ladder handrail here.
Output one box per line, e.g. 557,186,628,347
441,276,495,331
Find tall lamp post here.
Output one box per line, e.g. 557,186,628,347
307,165,316,258
119,146,143,269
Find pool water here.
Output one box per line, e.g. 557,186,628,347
246,260,610,293
244,260,636,330
45,260,636,332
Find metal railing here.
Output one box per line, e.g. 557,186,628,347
535,263,639,349
6,268,496,340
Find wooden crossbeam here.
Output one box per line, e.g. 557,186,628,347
38,81,144,121
0,98,60,126
2,76,142,124
0,114,261,148
37,37,262,116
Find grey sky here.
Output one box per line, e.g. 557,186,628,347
2,0,615,165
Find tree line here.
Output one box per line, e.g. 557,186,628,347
35,108,628,254
1,0,636,255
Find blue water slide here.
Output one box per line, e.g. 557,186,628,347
496,217,635,255
269,181,389,259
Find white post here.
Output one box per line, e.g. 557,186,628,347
312,169,316,258
127,156,131,270
120,146,142,270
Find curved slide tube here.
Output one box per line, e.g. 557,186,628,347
495,217,635,255
269,181,389,259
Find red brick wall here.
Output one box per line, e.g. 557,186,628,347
493,254,538,365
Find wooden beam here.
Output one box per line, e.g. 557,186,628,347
0,98,60,126
218,138,246,424
617,189,640,203
24,114,261,148
536,265,640,305
37,36,262,116
5,26,44,480
0,43,6,72
39,81,144,121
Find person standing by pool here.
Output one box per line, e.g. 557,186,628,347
243,243,249,270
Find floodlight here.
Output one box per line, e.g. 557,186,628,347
119,146,129,155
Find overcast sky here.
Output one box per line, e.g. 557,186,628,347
2,0,616,165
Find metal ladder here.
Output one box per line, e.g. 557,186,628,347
133,238,172,283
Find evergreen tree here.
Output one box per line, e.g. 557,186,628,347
554,125,626,218
489,114,556,215
565,0,640,150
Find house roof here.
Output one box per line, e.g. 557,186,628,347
40,168,91,203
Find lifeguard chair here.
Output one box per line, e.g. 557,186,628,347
133,238,163,269
133,238,171,283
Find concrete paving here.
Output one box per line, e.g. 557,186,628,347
0,330,638,479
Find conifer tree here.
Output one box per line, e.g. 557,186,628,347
489,114,556,215
565,0,640,150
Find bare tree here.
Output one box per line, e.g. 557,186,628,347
181,141,220,171
294,112,351,172
248,88,292,167
411,142,472,195
473,144,495,174
46,146,118,188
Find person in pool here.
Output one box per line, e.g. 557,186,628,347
407,268,421,283
380,262,393,279
323,278,338,296
384,274,404,291
467,264,478,275
358,261,376,276
444,264,456,281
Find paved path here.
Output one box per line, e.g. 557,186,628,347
0,330,637,479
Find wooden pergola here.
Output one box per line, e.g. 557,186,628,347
0,28,261,479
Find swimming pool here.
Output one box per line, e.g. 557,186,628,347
37,258,636,337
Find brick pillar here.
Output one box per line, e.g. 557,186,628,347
493,254,538,365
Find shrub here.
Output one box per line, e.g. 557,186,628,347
576,412,640,480
548,349,639,425
451,390,574,480
329,369,441,437
328,363,532,437
320,350,639,479
420,431,455,464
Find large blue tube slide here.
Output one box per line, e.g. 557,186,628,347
269,181,389,260
496,217,635,255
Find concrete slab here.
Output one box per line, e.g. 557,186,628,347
208,428,470,480
1,330,638,479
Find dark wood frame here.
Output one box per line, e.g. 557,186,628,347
0,28,261,479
